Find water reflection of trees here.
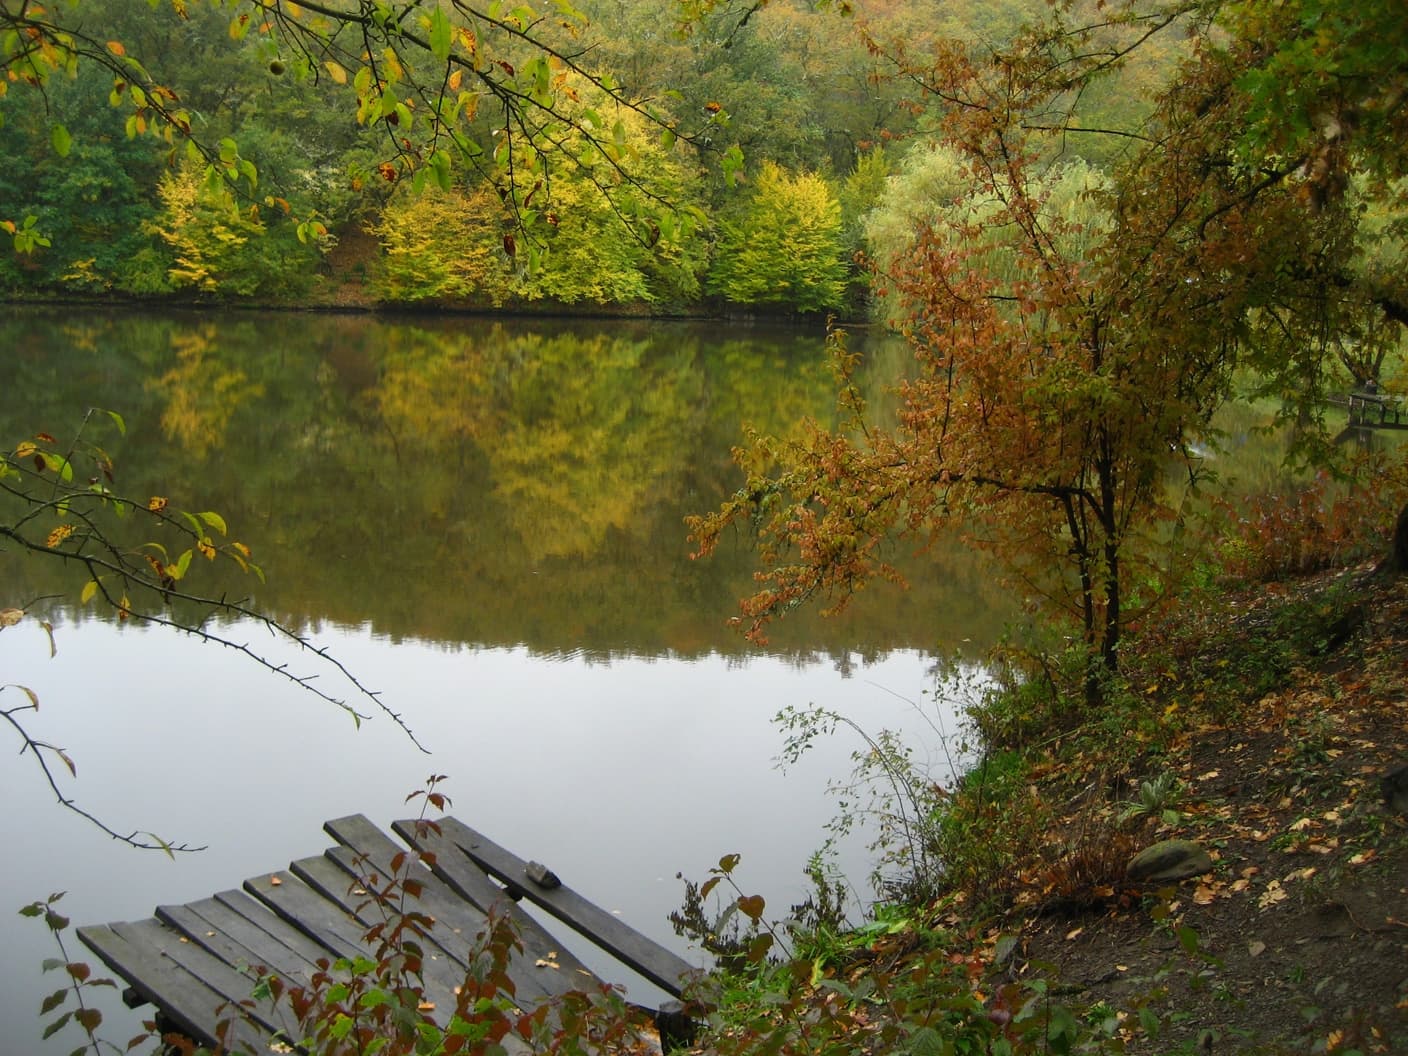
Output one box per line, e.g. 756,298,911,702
1,308,1014,662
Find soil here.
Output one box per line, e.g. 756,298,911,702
1005,565,1408,1054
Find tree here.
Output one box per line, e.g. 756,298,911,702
154,163,322,297
0,0,729,260
692,0,1408,700
707,160,848,312
370,184,516,304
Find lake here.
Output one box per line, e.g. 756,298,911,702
0,307,1013,1054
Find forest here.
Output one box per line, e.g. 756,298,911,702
0,0,1183,314
6,1,1408,1053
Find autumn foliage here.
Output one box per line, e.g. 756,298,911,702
691,0,1408,701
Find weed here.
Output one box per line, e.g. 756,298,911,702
1119,772,1184,828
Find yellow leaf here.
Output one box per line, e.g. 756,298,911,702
1257,881,1286,910
148,496,168,513
324,60,347,85
45,524,76,548
80,580,98,605
198,538,216,560
107,40,126,56
0,607,24,628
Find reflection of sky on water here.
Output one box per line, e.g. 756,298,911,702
1,616,976,1056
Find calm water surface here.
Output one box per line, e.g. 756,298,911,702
0,309,1013,1053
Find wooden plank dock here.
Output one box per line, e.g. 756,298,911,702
78,815,702,1054
1340,390,1408,429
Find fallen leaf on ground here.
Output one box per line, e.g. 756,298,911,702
1258,881,1287,910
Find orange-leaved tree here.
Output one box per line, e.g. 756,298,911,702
690,0,1404,703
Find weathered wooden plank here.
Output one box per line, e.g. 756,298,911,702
243,868,374,963
84,815,694,1056
385,817,516,913
324,842,595,1002
111,918,305,1045
324,816,596,1000
286,852,473,1003
321,814,493,965
78,921,272,1054
210,887,345,966
156,899,322,992
213,887,346,964
403,816,700,997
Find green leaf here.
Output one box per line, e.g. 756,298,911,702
51,124,72,157
42,1012,73,1040
907,1025,943,1056
429,6,453,62
1138,1006,1160,1036
197,511,228,536
1177,924,1200,955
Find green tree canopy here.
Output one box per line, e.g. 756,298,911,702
707,161,848,313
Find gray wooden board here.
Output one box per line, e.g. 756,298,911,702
321,814,493,970
211,886,351,975
323,842,593,1003
384,817,516,913
111,918,304,1043
81,815,692,1055
325,816,596,1000
77,921,273,1054
244,868,376,963
212,887,346,965
286,851,473,1003
156,898,322,991
415,816,699,996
